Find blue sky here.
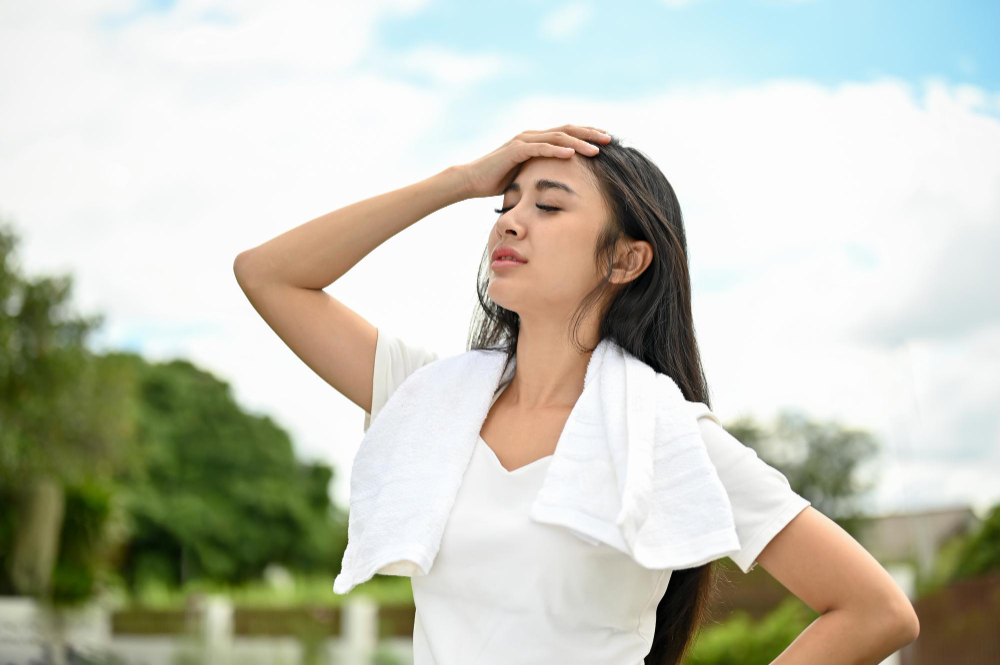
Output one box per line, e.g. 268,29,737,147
2,0,998,514
370,0,1000,95
377,0,1000,151
101,0,1000,94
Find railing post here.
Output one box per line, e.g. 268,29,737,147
202,594,233,665
342,596,378,665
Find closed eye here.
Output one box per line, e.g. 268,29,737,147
494,204,561,215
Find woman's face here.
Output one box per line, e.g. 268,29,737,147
486,154,611,322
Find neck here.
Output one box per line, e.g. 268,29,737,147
505,323,600,410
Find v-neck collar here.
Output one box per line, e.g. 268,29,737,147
477,435,553,475
479,376,554,474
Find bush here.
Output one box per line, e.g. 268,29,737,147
51,479,117,605
686,596,819,665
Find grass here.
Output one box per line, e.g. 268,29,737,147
100,571,416,610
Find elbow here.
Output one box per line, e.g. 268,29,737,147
848,595,919,658
233,249,251,278
894,603,920,646
881,597,920,652
233,250,261,292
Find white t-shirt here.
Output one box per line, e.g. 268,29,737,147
361,328,811,664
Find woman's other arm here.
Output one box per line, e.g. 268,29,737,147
759,507,920,664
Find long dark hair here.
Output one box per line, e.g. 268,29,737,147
467,134,719,664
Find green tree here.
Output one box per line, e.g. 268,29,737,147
0,218,134,600
115,353,347,592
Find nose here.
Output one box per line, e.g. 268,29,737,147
495,210,523,238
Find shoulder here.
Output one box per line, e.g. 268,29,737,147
683,400,762,472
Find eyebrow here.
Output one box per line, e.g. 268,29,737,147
502,178,579,197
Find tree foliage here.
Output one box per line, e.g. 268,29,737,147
116,353,347,590
0,218,134,488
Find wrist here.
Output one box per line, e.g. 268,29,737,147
435,165,474,203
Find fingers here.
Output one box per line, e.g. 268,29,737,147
575,125,610,138
515,129,610,157
520,142,576,159
582,126,612,142
534,130,604,155
561,124,611,143
522,125,611,143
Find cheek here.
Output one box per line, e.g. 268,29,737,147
565,234,600,274
536,240,599,291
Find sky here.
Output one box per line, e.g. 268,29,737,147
1,0,998,516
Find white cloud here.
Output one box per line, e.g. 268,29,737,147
110,0,425,71
395,45,505,86
865,455,1000,517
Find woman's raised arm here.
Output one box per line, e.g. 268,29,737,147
232,166,470,414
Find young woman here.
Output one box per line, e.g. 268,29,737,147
234,124,920,664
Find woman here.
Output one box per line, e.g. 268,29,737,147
234,124,920,664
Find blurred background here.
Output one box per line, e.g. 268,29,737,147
1,0,998,663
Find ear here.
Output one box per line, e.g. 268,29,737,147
611,239,653,285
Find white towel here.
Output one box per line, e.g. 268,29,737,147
333,336,741,595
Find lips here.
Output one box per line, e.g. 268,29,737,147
491,244,527,263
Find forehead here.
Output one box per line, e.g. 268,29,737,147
506,155,595,199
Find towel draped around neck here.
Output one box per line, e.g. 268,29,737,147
333,336,741,595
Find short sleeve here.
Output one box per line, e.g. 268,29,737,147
688,402,811,574
363,327,441,433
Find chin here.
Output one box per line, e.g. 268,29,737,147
486,284,523,314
